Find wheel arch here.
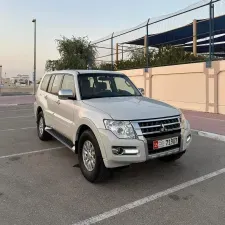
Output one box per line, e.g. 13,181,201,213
74,119,107,160
75,124,92,153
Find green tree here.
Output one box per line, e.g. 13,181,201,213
45,36,97,71
97,62,113,71
115,45,207,70
151,45,206,67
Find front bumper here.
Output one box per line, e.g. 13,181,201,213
98,121,192,168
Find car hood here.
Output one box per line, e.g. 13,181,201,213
82,96,180,120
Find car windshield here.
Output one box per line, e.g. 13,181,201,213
78,73,141,100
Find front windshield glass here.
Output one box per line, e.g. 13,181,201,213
78,73,141,100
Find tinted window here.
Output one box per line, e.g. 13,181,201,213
61,75,75,95
78,73,141,100
47,75,55,93
40,74,51,91
50,74,63,95
114,77,135,95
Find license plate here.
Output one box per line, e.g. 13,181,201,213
153,137,178,150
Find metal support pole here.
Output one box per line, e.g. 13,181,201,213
193,19,197,57
122,45,124,61
32,19,37,95
116,43,119,63
111,33,114,71
0,65,2,96
146,19,150,69
145,19,150,70
212,4,215,58
209,1,212,63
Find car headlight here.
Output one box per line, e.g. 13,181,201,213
104,120,136,139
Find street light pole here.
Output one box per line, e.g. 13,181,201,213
32,19,36,95
0,65,2,96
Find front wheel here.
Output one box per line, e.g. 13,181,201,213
158,151,186,162
37,111,52,141
78,130,111,183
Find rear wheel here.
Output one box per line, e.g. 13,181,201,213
37,111,52,141
78,130,111,183
159,151,186,162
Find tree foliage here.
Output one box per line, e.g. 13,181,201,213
46,35,207,72
98,45,207,71
45,36,97,71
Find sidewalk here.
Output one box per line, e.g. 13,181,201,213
183,109,225,136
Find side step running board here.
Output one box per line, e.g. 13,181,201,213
45,127,75,153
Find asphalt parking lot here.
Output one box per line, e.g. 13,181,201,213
0,104,225,225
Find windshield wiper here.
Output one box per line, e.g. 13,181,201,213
82,96,112,100
82,94,141,100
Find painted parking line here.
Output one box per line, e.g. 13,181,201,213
0,103,33,107
0,146,64,159
73,168,225,225
0,104,18,107
0,115,33,120
0,127,36,132
0,108,33,113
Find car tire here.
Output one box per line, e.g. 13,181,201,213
78,129,111,183
159,151,186,162
37,111,52,141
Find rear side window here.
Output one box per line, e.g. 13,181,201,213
40,75,51,91
50,74,63,95
61,75,75,95
47,75,56,93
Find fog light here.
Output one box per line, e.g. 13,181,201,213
187,134,191,143
112,147,139,155
112,147,124,155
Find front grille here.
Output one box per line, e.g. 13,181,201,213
138,116,181,138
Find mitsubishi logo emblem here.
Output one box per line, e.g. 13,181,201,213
160,123,167,132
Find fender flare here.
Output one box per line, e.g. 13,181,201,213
74,118,107,160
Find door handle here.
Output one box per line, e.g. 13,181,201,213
44,95,48,99
56,100,60,105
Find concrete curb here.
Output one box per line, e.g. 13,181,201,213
192,129,225,142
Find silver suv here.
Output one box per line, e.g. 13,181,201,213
34,70,192,182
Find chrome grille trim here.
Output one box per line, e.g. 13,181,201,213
142,127,181,135
137,122,180,130
132,116,181,136
135,116,180,123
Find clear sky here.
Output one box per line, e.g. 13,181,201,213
0,0,215,79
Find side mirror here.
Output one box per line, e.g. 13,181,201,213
138,88,145,95
58,89,74,100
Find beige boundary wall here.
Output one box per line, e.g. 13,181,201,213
120,60,225,115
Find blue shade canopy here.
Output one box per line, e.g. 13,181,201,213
179,34,225,46
183,43,225,53
124,14,225,51
214,53,225,57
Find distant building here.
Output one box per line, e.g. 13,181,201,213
10,74,30,85
2,78,10,84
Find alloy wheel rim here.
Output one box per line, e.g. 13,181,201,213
39,117,44,136
82,140,96,172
